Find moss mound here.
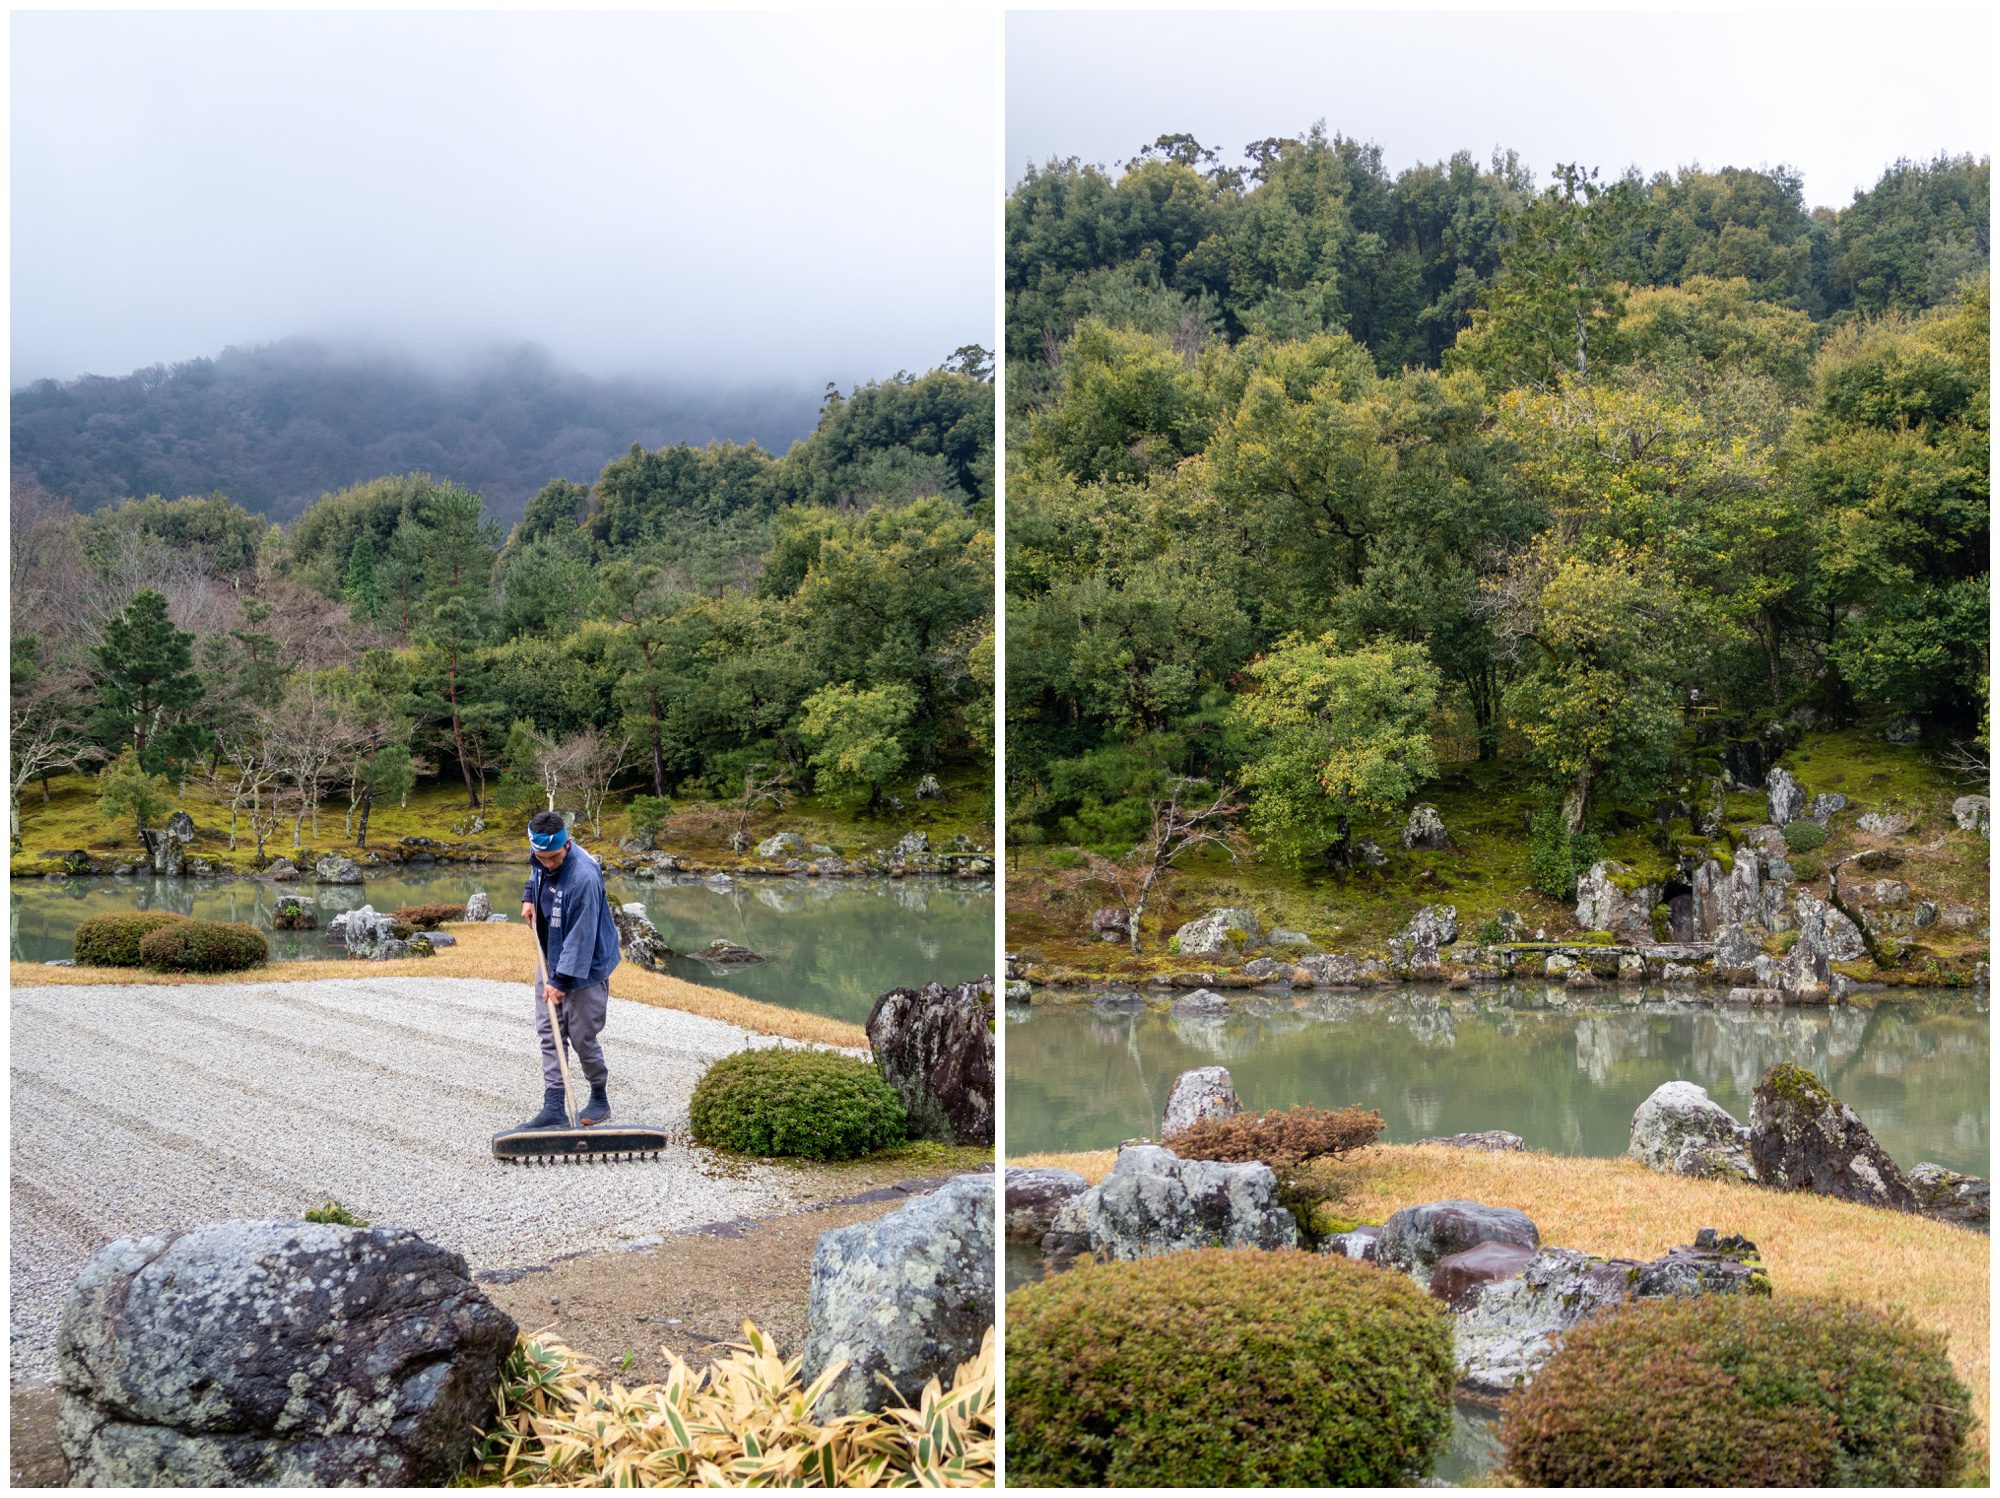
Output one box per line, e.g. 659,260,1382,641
136,919,270,974
1783,818,1828,852
73,910,192,967
688,1047,906,1160
1007,1247,1454,1487
393,902,464,931
1501,1294,1971,1487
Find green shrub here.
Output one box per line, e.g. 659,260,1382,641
1476,918,1510,945
393,902,463,930
73,910,192,967
1500,1294,1971,1487
1007,1247,1454,1486
136,919,269,974
1791,851,1825,881
689,1047,906,1160
1782,818,1828,852
304,1200,368,1227
1529,810,1601,901
1166,1105,1384,1169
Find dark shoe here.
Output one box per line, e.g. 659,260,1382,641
579,1083,611,1127
518,1088,568,1130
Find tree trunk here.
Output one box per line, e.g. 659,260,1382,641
1128,862,1162,956
646,686,666,796
446,643,477,807
358,788,373,848
39,772,52,802
1562,765,1592,835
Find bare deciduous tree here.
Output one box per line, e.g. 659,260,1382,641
9,663,104,845
729,764,793,851
1125,777,1250,955
266,677,371,846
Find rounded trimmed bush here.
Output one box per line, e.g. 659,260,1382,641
1783,818,1828,852
1501,1294,1971,1487
136,919,269,974
73,910,192,967
688,1047,906,1160
1007,1247,1454,1487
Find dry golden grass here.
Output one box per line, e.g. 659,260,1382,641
11,919,867,1050
1013,1143,1990,1461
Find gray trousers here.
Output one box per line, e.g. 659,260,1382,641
533,976,609,1091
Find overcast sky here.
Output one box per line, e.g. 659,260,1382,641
12,11,996,387
1009,10,1991,206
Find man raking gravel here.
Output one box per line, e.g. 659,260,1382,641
489,811,668,1164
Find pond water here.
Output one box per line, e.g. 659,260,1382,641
10,871,995,1027
1005,986,1989,1174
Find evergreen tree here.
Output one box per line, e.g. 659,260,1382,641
89,590,203,765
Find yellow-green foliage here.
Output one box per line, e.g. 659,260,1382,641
468,1322,994,1488
1006,1248,1454,1486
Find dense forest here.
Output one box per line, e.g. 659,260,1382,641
11,356,994,851
9,339,832,525
1007,130,1989,871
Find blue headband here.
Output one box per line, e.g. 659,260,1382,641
529,825,569,852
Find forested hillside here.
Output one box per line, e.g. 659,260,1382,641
1007,129,1988,881
9,339,827,525
12,358,994,856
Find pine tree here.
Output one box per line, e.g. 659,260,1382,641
342,535,385,620
89,590,202,760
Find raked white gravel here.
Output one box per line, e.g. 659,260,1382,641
9,976,819,1382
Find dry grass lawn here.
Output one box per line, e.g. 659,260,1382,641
11,918,867,1049
1015,1143,1990,1465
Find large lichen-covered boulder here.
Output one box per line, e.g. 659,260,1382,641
313,855,364,884
1573,863,1657,942
865,978,995,1146
1171,907,1262,956
1293,951,1364,986
1765,767,1807,827
150,811,197,877
1748,1063,1918,1212
1159,1065,1242,1137
1773,890,1866,997
1452,1231,1769,1395
754,831,802,858
611,902,676,970
1376,1200,1539,1290
340,904,409,960
1693,856,1760,940
56,1220,516,1487
1402,803,1451,850
1002,1167,1090,1241
1628,1080,1755,1183
1387,904,1460,978
463,890,492,922
802,1174,993,1417
1042,1145,1297,1264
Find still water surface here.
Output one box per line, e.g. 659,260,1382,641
11,871,994,1027
1006,986,1989,1173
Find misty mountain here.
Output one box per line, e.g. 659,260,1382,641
9,339,824,525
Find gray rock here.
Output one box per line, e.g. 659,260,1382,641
1002,1167,1089,1241
1772,888,1865,998
1412,1131,1524,1152
313,855,363,885
1160,1066,1242,1138
485,914,508,923
1266,928,1315,948
866,978,994,1147
1240,957,1286,981
611,903,676,970
420,931,457,949
1661,961,1703,985
805,856,850,876
1865,879,1911,906
1952,795,1989,837
56,1220,515,1486
264,857,298,881
463,891,491,922
1808,792,1849,823
1387,904,1460,978
891,830,930,859
1574,863,1657,942
1914,900,1939,928
1454,1235,1769,1395
149,810,197,877
1695,856,1761,939
1172,907,1262,956
1938,903,1981,930
1322,1226,1381,1262
803,1174,992,1417
1766,767,1807,828
914,774,944,800
1170,987,1230,1017
1432,1241,1537,1311
1293,951,1363,986
1749,1064,1918,1211
1628,1081,1755,1183
1089,907,1130,942
1377,1200,1539,1289
339,905,404,959
1544,953,1575,977
1043,1145,1297,1263
1857,810,1915,835
754,831,802,858
1883,714,1923,745
1908,1163,1990,1228
1402,803,1451,850
44,958,76,967
693,938,764,964
1738,824,1788,859
1354,839,1390,868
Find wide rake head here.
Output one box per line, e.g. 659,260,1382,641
491,1124,669,1163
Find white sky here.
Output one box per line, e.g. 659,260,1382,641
11,10,998,386
1008,10,1992,206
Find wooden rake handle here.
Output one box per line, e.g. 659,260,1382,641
527,907,577,1128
